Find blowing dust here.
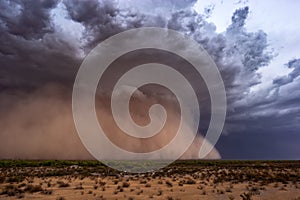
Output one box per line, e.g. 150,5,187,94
0,84,220,160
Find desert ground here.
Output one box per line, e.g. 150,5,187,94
0,160,299,200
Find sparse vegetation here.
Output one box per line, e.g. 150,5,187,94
166,180,173,187
57,181,70,188
24,184,43,193
157,189,163,196
145,183,151,187
240,192,252,200
122,182,130,188
41,189,53,195
186,178,196,184
0,160,299,199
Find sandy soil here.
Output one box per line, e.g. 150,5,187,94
0,161,300,199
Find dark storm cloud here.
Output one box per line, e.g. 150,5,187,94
62,3,272,107
0,0,58,40
0,0,81,89
0,0,298,159
63,0,145,50
229,57,300,121
0,1,272,94
221,56,300,159
166,7,271,95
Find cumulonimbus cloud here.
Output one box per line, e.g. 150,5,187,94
0,0,298,159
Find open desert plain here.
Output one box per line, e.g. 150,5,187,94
0,160,299,200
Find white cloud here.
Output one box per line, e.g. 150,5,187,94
194,0,300,92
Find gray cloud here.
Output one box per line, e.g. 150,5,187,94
63,0,145,50
0,0,81,90
0,0,58,39
273,58,300,86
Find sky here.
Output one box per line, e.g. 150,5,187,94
0,0,299,160
194,0,300,91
